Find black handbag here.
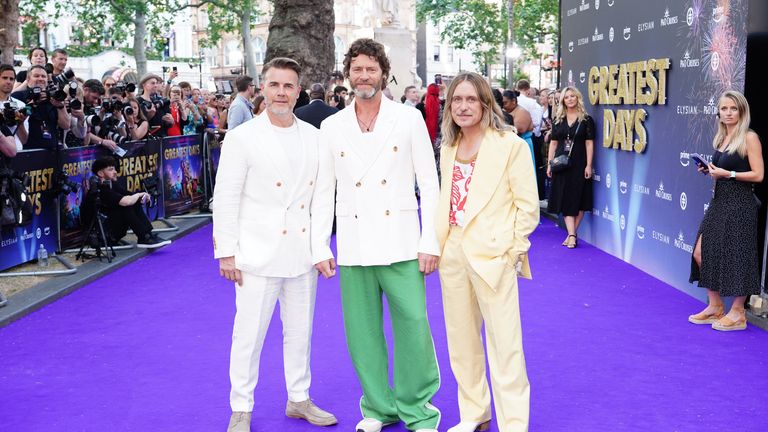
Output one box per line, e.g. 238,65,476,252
549,120,581,173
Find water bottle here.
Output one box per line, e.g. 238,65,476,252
37,244,49,267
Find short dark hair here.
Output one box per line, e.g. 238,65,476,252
179,81,192,90
235,75,254,92
343,38,391,89
27,47,47,63
262,57,302,82
83,79,105,95
516,79,530,91
92,156,117,175
309,83,325,99
502,90,518,101
52,48,68,58
27,64,46,77
0,64,16,78
333,85,348,95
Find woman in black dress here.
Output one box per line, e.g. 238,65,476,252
688,90,764,331
546,86,594,248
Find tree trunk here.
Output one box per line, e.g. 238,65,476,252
240,5,259,85
266,0,334,88
507,0,515,86
0,0,20,65
133,9,148,78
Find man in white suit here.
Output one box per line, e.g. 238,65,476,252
213,57,337,432
313,39,441,432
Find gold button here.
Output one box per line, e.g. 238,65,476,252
385,210,390,216
276,182,282,187
300,204,305,209
302,228,306,232
340,151,345,157
309,181,314,185
282,230,287,235
393,146,398,152
355,182,361,187
381,179,387,185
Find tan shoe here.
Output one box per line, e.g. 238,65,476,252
286,399,338,426
688,305,724,324
227,412,251,432
712,314,747,331
447,420,491,432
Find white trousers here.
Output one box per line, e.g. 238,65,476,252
229,269,317,412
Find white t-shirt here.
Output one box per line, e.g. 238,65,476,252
271,122,302,185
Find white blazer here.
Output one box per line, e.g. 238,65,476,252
213,114,320,277
312,96,440,266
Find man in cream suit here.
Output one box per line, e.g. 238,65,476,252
213,57,336,432
313,39,441,432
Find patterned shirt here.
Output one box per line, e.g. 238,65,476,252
449,158,476,227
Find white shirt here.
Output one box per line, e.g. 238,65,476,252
518,94,543,136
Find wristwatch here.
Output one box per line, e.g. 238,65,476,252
730,171,736,179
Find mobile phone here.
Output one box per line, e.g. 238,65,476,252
691,153,709,172
172,66,177,72
435,75,442,85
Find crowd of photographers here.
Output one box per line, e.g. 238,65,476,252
1,47,229,164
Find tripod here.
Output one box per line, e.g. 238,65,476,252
75,192,116,263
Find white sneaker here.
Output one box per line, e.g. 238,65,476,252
447,420,491,432
355,417,397,432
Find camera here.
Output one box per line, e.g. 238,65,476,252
333,95,340,103
141,175,161,207
2,102,32,126
29,86,44,103
53,171,80,196
69,98,82,111
101,97,124,113
88,175,112,192
51,68,75,88
114,81,136,95
85,114,101,128
95,115,130,146
150,94,170,110
47,77,78,102
123,105,134,116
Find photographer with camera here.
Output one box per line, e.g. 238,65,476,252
137,73,173,137
1,64,29,152
124,96,149,140
84,156,171,249
10,65,71,150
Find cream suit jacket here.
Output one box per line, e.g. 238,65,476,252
436,129,539,289
312,96,440,266
212,114,320,277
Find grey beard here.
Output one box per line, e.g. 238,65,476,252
354,86,378,99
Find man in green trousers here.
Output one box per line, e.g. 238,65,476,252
312,38,441,432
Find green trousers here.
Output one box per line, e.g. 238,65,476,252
339,260,441,430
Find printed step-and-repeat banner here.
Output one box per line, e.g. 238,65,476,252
560,0,748,298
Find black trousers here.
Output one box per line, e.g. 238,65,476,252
105,203,153,240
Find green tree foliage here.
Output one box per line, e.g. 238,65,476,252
417,0,558,71
192,0,262,81
416,0,506,71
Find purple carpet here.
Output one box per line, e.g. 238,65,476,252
2,220,767,432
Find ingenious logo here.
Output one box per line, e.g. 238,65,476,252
569,41,574,52
687,7,694,26
609,27,614,42
605,173,612,189
680,192,688,210
620,214,626,230
711,51,720,71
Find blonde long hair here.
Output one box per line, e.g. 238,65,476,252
441,72,512,147
553,86,587,124
713,90,751,157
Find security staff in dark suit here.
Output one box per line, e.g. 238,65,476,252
294,83,338,129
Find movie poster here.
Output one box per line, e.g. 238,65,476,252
58,146,109,250
162,135,204,216
0,150,59,271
